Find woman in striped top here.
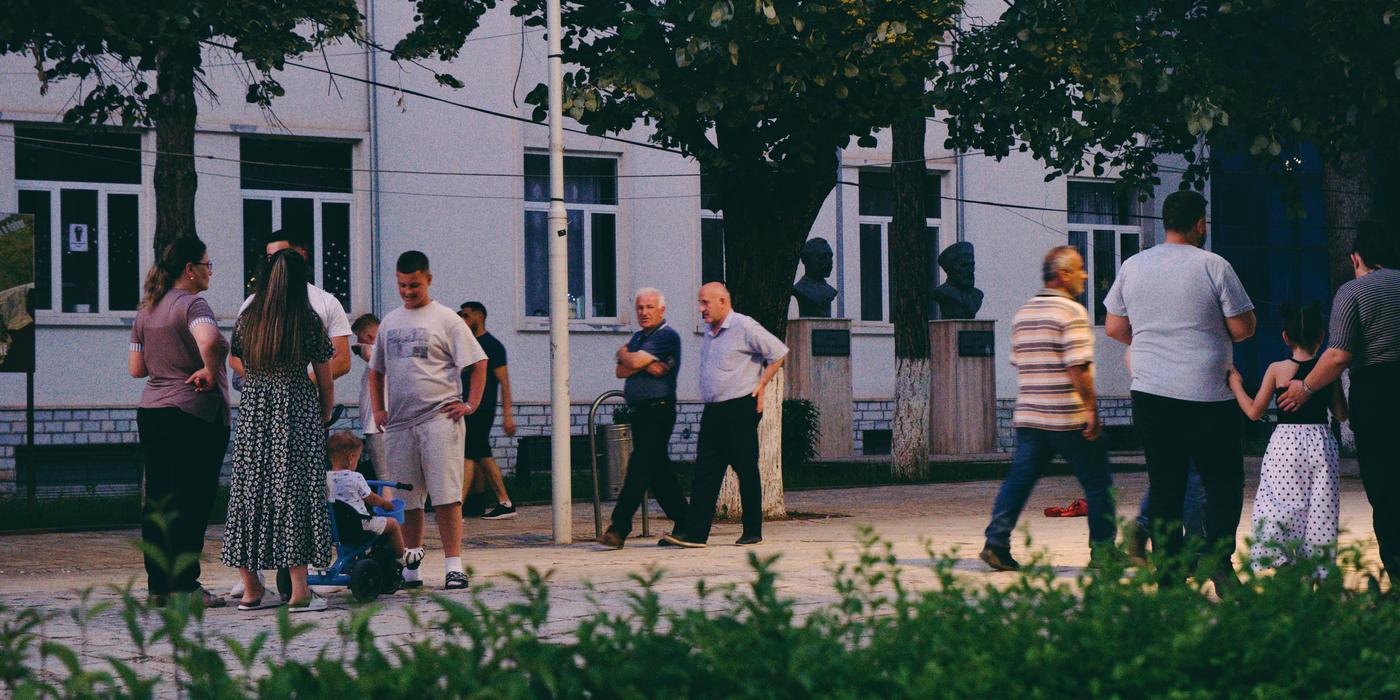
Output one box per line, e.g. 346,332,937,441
1280,220,1400,578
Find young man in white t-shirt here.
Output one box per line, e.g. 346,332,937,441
370,251,487,590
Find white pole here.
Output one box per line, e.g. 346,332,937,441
546,0,573,544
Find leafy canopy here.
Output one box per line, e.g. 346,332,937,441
0,0,362,126
936,0,1400,194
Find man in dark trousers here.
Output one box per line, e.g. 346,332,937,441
662,282,787,548
599,288,688,549
458,301,519,520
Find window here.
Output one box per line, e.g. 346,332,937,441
15,127,143,314
700,171,725,284
523,153,619,319
856,169,943,323
240,138,354,309
1067,181,1143,324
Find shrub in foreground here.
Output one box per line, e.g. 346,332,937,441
2,531,1398,698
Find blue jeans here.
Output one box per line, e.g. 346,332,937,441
1135,466,1206,538
985,428,1117,550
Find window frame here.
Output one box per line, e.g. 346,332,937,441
520,151,624,326
1065,179,1146,325
238,188,354,301
854,168,945,326
16,178,145,316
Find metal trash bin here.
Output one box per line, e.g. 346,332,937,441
595,423,633,499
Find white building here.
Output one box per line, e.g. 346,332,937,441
0,1,1188,488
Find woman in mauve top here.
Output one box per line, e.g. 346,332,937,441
129,237,230,608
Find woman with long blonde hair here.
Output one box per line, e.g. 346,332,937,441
221,249,335,612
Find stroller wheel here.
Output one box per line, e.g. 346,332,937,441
349,559,384,602
275,569,293,602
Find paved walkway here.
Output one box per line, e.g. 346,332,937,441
0,471,1384,694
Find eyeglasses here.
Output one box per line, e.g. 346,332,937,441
194,261,214,270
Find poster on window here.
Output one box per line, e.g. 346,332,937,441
0,213,36,373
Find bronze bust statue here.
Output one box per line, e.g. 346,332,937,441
792,238,838,318
932,241,984,320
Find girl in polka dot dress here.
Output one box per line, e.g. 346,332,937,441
1228,303,1348,574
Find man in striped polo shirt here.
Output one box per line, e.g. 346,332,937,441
980,246,1117,571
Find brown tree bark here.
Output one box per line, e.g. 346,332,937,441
151,44,201,256
1322,151,1371,294
889,111,932,481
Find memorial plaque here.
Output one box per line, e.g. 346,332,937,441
811,328,851,357
957,330,994,357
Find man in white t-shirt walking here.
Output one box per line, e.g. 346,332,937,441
370,251,487,590
228,228,353,599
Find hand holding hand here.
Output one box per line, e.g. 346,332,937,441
1227,366,1243,388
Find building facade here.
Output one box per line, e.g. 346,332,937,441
0,1,1201,487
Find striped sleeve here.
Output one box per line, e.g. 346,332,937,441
1060,302,1094,367
129,311,144,353
185,297,217,333
1328,284,1361,354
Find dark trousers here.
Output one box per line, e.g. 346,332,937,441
137,407,230,595
1132,392,1244,577
1352,364,1400,577
682,396,763,543
984,427,1117,550
608,400,688,537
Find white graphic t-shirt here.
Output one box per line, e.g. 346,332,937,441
327,470,372,517
370,300,486,431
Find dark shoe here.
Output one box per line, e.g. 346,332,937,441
195,587,227,608
444,571,470,590
660,534,707,549
1088,547,1130,571
402,579,424,590
735,534,763,546
979,545,1021,572
599,530,626,549
1210,566,1241,599
482,503,518,520
1127,526,1150,567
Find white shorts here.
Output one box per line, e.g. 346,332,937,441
362,516,389,536
385,415,466,510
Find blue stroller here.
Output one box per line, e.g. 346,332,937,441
277,480,413,603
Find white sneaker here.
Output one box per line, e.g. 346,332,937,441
227,570,267,598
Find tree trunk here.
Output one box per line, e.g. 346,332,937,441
151,44,200,255
1321,151,1372,455
1322,151,1371,294
890,111,932,481
716,368,787,519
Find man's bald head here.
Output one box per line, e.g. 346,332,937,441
698,282,732,327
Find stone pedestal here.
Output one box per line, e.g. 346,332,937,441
785,318,854,460
929,320,997,455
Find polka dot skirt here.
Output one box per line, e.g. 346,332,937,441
1250,424,1340,573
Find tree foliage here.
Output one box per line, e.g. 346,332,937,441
404,0,960,331
936,0,1400,199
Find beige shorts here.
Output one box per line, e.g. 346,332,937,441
362,515,389,535
385,415,465,510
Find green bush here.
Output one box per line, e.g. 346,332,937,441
782,399,821,469
4,532,1399,698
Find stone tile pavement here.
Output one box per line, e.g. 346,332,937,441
0,470,1384,695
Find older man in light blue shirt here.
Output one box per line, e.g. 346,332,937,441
662,282,787,548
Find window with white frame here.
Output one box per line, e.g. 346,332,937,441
15,127,144,314
856,168,943,323
523,153,619,319
1067,181,1143,325
240,138,354,309
699,171,725,284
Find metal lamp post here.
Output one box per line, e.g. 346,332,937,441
546,0,573,544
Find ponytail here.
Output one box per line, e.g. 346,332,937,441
142,237,207,309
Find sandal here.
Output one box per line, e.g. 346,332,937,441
288,594,328,613
444,571,469,590
237,594,284,611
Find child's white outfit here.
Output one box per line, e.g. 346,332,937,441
1250,357,1340,572
327,470,388,535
